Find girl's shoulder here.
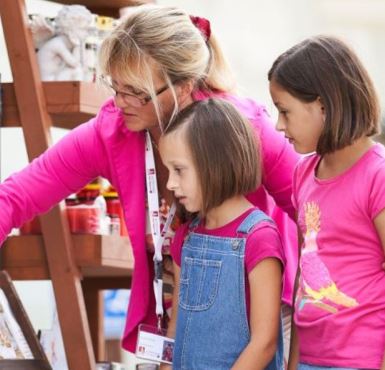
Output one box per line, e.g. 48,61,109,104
362,143,385,188
368,143,385,168
352,143,385,182
352,144,385,222
294,144,385,182
245,215,285,271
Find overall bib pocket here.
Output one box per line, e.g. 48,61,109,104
179,257,222,311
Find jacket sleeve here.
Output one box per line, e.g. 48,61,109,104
251,106,300,220
0,115,109,244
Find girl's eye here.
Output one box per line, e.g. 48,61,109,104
174,167,183,174
279,110,288,115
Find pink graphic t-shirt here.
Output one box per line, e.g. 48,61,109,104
293,144,385,369
171,207,285,319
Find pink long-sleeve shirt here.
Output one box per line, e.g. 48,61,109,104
0,94,299,352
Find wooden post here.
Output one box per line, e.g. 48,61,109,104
82,279,105,361
0,1,95,369
82,276,131,361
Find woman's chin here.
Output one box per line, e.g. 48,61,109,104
123,115,157,132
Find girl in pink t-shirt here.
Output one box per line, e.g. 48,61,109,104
158,98,284,369
269,36,385,370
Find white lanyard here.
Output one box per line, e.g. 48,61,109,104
145,131,176,329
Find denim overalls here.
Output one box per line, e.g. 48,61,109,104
173,209,284,370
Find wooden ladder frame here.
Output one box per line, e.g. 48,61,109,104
0,1,96,368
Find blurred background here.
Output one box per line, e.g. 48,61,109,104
161,0,385,113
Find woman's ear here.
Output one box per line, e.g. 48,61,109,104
177,79,195,106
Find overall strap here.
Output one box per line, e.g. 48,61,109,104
236,209,273,235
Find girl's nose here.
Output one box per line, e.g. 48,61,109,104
166,176,177,191
275,117,286,132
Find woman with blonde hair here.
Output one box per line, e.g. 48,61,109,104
0,4,298,356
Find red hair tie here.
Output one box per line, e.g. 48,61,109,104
190,15,211,42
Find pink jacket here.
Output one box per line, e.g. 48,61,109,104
0,94,299,352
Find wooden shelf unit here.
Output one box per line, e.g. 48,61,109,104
1,235,134,280
46,0,153,18
0,0,148,369
2,82,110,129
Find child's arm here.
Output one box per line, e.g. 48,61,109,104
231,257,282,370
288,224,303,370
373,209,385,370
159,262,180,370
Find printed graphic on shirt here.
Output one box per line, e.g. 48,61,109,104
296,202,358,313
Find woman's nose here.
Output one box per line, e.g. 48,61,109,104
114,93,127,109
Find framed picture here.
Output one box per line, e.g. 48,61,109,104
0,270,51,369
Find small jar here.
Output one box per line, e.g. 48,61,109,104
108,215,121,236
66,204,101,234
103,186,127,236
76,182,101,204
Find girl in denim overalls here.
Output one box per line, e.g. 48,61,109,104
159,98,285,370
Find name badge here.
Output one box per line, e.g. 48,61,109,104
136,324,174,364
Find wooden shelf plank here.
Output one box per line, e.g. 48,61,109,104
2,82,110,129
0,234,134,280
48,0,140,8
44,0,154,17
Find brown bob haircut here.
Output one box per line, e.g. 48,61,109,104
163,98,261,216
268,35,381,155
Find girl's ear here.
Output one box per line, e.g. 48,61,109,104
317,96,326,122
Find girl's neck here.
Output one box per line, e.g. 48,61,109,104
316,136,374,179
204,195,254,229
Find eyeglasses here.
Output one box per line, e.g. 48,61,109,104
101,76,171,108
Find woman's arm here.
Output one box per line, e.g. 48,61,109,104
231,257,282,370
0,116,108,243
